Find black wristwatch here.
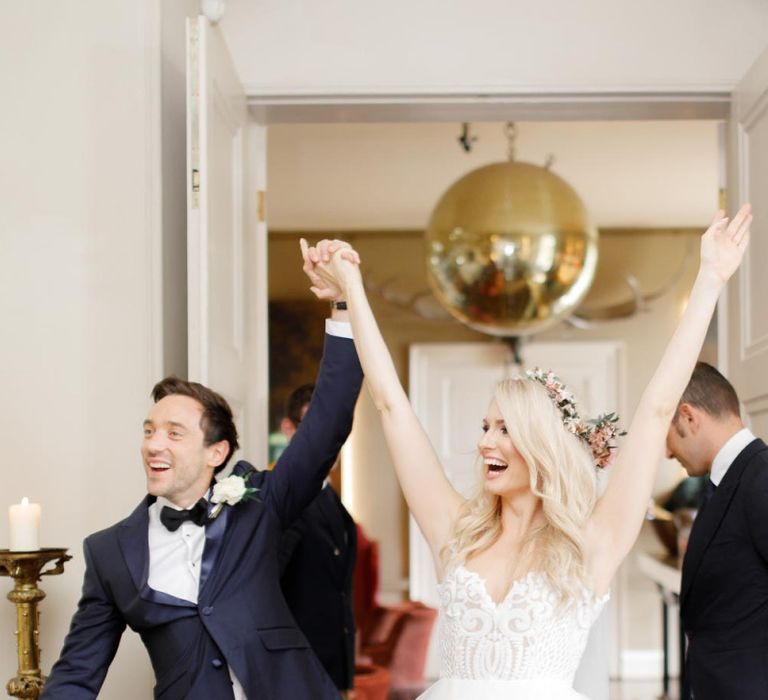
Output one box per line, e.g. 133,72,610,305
330,300,348,310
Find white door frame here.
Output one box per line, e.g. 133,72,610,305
186,15,268,467
247,91,729,124
724,45,768,436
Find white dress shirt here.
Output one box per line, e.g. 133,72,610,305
710,427,756,486
148,497,246,699
147,497,206,602
145,322,351,699
325,317,353,339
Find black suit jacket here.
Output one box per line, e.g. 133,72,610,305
279,484,357,690
42,334,363,700
681,437,768,700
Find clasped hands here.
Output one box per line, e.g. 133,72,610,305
300,238,361,302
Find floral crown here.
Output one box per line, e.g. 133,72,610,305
525,368,624,469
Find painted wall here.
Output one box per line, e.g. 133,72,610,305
266,121,720,230
0,1,194,695
221,0,768,95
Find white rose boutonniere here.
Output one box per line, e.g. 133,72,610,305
209,473,260,519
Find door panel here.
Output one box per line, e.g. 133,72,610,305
187,15,266,461
727,45,768,435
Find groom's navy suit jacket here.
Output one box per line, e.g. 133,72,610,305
681,438,768,700
42,334,363,700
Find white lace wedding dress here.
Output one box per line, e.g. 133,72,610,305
418,565,609,699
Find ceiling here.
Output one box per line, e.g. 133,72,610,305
220,0,768,105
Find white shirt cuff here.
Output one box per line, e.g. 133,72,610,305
325,318,353,339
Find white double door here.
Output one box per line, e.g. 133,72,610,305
186,15,268,464
408,340,623,699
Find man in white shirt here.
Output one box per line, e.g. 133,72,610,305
43,302,363,700
665,362,768,700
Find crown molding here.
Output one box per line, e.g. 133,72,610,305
245,89,729,123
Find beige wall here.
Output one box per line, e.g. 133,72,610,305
0,1,194,695
266,121,720,230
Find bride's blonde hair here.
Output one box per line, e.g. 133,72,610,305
441,376,598,604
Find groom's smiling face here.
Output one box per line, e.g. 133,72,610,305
141,395,226,507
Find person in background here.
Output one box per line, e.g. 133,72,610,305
666,362,768,700
278,383,358,698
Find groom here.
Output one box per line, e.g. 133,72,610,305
666,362,768,700
42,306,363,699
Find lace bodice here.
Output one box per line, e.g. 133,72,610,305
437,565,608,682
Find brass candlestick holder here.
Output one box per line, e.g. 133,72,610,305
0,549,71,699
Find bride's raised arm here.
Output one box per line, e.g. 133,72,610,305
300,239,464,561
588,205,752,591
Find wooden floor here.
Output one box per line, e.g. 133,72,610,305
610,679,680,700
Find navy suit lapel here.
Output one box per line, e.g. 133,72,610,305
681,438,766,609
116,496,196,609
198,499,266,602
198,461,265,601
198,499,230,596
117,496,152,594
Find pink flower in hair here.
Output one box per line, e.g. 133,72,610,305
525,368,625,469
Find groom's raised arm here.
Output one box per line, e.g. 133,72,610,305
263,319,362,529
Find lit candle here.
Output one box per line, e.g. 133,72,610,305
9,498,41,551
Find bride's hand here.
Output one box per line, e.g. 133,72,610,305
699,204,752,285
300,238,360,301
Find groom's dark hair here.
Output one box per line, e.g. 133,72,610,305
151,376,240,473
675,362,741,422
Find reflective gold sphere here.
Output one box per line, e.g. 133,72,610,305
426,161,598,336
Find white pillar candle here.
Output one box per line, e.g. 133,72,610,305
9,497,41,551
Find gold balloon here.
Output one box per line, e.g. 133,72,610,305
426,161,598,336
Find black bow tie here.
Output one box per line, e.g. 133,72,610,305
160,498,209,532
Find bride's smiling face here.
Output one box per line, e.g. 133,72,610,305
478,400,530,496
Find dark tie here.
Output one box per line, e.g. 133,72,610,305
702,478,717,507
160,498,208,532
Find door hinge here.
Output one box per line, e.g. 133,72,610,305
257,190,266,222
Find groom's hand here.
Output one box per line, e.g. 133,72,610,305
300,238,360,301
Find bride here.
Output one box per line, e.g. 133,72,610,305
300,205,751,700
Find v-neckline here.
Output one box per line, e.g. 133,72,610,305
458,564,542,608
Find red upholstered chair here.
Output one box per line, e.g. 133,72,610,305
360,602,414,667
353,525,380,644
353,529,392,696
386,602,438,700
352,528,437,699
352,663,391,700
